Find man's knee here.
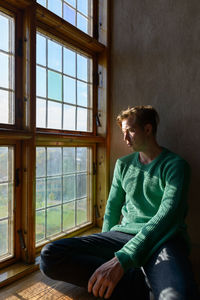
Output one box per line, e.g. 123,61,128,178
40,241,69,279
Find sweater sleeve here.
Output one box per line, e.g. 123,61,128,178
114,159,190,271
102,159,126,232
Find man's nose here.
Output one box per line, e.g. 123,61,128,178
124,132,128,141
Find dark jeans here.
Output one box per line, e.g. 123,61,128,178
40,231,199,300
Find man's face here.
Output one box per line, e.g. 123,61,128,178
121,117,147,151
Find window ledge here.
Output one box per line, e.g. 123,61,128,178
0,227,101,288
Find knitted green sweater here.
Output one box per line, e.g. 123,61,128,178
102,148,190,271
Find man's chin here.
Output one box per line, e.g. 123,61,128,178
127,144,134,150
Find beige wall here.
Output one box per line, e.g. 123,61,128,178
109,0,200,282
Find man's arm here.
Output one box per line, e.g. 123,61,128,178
102,159,126,232
88,159,126,298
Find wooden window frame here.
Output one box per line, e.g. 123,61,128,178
0,0,109,276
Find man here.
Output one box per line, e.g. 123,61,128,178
40,106,199,300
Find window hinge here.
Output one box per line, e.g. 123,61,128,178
17,38,23,57
93,23,99,39
94,204,100,218
96,114,101,127
17,230,26,250
93,72,99,87
15,168,20,187
93,162,97,175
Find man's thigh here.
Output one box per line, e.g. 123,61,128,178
143,237,199,300
40,231,134,286
43,230,134,259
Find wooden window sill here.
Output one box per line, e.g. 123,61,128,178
0,227,101,288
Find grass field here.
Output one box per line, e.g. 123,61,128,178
0,203,87,255
36,206,87,242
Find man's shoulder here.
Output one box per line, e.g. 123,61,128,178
160,148,190,175
117,152,137,165
162,148,188,164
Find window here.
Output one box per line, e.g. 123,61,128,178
36,146,92,245
0,11,15,125
0,146,14,262
37,0,93,36
0,0,107,271
36,33,93,131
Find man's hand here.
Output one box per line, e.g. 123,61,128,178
88,256,124,299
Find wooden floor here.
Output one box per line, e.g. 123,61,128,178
0,270,101,300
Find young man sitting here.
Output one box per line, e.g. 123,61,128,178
40,105,199,300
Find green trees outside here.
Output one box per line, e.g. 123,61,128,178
35,147,88,244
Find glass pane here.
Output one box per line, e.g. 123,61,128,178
77,148,87,171
0,220,8,256
0,147,8,182
77,54,88,82
77,107,88,131
47,148,62,176
36,147,46,177
64,4,76,26
36,210,45,242
63,201,75,230
0,184,8,218
0,90,9,124
47,101,62,129
37,0,46,6
37,34,46,66
37,66,46,98
77,198,87,225
0,146,13,260
63,104,75,130
48,40,62,72
0,13,9,52
63,147,75,173
48,70,62,101
77,13,88,34
48,0,62,17
36,30,93,133
77,174,87,198
64,76,76,104
47,206,61,236
35,146,91,246
63,175,75,202
77,0,88,16
0,89,14,124
47,177,62,206
36,179,45,209
36,98,46,128
0,52,9,89
65,0,76,8
38,0,92,36
64,48,76,77
77,81,90,107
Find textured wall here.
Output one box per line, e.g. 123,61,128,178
110,0,200,281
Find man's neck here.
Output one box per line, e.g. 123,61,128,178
139,143,163,165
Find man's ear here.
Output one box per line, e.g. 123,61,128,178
144,123,153,135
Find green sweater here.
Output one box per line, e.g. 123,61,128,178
102,148,190,271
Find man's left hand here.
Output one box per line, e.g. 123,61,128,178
88,256,124,299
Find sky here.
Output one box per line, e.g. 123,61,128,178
37,0,90,34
